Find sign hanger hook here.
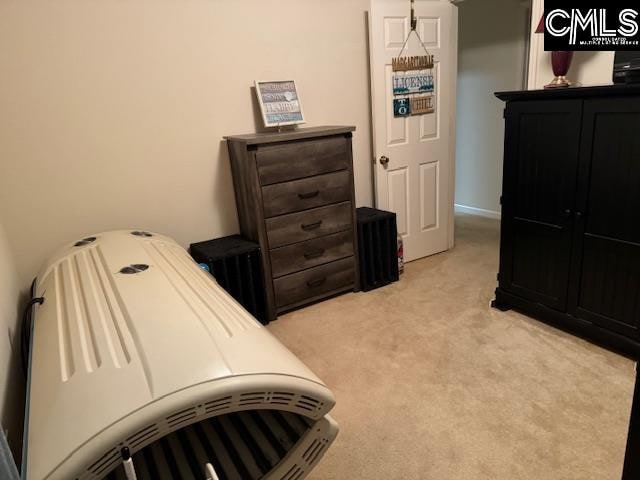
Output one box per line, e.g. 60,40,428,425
397,0,432,60
411,0,417,31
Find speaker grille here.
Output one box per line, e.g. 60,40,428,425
190,235,268,324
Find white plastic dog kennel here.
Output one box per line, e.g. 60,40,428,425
23,230,338,480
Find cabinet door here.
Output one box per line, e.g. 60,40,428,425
568,97,640,339
499,100,582,311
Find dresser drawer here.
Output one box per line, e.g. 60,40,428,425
270,230,354,278
274,257,355,308
262,170,351,218
266,202,352,249
256,136,350,185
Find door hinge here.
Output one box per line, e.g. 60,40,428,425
499,195,503,205
503,109,506,119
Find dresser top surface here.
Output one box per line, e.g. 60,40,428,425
495,84,640,102
224,126,355,145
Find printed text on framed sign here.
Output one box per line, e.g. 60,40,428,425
255,80,305,128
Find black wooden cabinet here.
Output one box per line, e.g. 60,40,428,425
499,99,582,311
494,86,640,357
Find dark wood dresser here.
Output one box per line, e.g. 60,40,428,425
493,85,640,358
225,126,359,321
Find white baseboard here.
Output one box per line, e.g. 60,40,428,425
454,204,501,220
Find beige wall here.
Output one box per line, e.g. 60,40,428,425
0,220,24,460
455,0,529,216
0,0,373,289
527,0,614,89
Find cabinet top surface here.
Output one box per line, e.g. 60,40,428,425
224,125,355,145
495,84,640,102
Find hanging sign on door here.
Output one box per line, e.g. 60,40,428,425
393,98,411,117
411,96,434,115
393,96,435,118
392,72,434,95
392,55,434,72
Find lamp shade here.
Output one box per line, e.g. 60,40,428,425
535,14,544,34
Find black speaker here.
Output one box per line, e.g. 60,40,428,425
356,207,399,291
613,51,640,84
190,235,268,325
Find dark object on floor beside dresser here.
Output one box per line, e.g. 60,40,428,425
493,85,640,358
356,207,399,291
190,235,268,324
225,126,360,321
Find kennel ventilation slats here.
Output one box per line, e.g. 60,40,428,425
105,410,314,480
24,231,338,480
356,207,399,291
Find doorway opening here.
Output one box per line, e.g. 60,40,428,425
454,0,532,220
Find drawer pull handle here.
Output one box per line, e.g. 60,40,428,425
304,248,325,260
307,277,327,288
301,220,323,231
298,190,320,200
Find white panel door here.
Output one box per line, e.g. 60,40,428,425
369,0,458,262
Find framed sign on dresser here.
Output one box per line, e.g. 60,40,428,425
225,126,359,321
493,85,640,358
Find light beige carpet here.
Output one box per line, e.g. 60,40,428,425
268,213,636,480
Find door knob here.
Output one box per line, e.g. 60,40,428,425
379,156,390,167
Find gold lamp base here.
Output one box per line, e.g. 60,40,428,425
544,76,572,89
